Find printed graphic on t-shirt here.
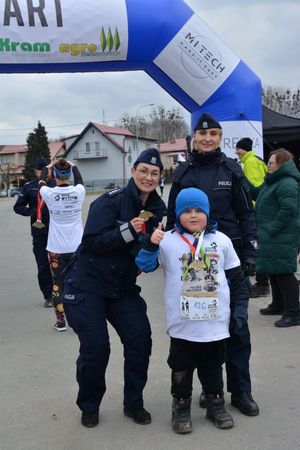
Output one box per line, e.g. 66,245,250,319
180,242,220,320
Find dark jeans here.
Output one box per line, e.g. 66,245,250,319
168,337,225,399
63,284,152,413
32,234,52,300
269,274,300,314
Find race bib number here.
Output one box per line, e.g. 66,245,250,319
180,296,218,320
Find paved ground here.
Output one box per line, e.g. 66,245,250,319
0,189,300,450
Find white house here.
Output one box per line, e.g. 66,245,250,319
64,122,158,189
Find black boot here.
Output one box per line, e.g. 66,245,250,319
260,304,283,315
250,283,270,298
206,394,234,429
172,397,192,434
231,393,259,416
274,313,300,328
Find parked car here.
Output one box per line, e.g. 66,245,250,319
10,187,21,197
0,189,10,197
104,182,120,190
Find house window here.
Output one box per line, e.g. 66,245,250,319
86,143,90,153
95,142,100,150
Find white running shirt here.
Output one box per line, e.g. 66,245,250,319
159,230,240,342
40,184,86,253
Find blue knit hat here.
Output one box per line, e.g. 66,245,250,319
175,188,210,219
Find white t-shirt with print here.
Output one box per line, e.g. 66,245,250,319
40,184,85,253
159,230,240,343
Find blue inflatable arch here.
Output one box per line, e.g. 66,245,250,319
0,0,262,156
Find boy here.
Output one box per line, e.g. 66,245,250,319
136,188,250,434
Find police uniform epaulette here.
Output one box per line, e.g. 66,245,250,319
24,180,35,186
173,161,190,183
107,187,123,197
221,154,243,179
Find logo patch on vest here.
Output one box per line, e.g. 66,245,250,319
218,181,231,187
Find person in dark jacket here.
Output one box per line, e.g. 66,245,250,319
13,158,54,307
250,148,300,327
166,113,259,417
62,148,166,428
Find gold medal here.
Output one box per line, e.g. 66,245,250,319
138,210,154,222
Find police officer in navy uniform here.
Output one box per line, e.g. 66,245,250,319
62,148,166,428
166,113,259,417
14,158,54,307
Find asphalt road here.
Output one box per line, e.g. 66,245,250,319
0,190,299,450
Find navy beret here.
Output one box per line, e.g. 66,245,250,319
134,148,163,170
194,113,222,131
35,157,49,170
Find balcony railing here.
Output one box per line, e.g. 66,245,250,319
74,149,108,159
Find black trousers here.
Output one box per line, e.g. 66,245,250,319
269,274,300,314
255,272,269,285
32,234,52,300
168,337,225,399
63,283,152,413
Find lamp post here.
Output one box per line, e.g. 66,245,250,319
136,103,155,156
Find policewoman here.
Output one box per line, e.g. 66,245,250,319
13,158,54,307
63,148,166,428
166,113,259,417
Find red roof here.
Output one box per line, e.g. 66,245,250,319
0,144,27,154
93,123,135,137
159,138,187,153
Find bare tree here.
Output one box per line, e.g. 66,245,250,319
116,105,189,143
263,86,300,117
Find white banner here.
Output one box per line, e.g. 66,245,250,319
154,13,240,105
0,0,128,63
220,121,264,159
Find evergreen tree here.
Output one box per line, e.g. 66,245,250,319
23,121,50,181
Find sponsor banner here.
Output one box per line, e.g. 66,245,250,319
220,121,264,159
154,13,240,106
0,0,128,63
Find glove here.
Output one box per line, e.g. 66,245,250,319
230,303,248,334
243,262,256,277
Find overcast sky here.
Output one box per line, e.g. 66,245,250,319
0,0,299,145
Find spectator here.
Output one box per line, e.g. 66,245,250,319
249,148,300,327
235,137,270,298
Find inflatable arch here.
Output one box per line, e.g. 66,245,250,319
0,0,263,157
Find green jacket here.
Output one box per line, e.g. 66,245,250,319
240,151,268,186
250,160,300,274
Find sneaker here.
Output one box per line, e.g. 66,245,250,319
231,393,259,416
260,305,283,315
124,407,151,425
274,314,300,328
53,321,67,332
81,410,99,428
44,298,53,308
250,284,270,298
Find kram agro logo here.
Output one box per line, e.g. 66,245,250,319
59,27,121,57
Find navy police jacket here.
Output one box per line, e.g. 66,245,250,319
67,178,166,299
166,149,258,263
13,178,53,237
